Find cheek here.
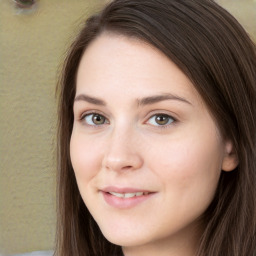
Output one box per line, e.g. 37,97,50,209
70,132,103,181
147,133,223,200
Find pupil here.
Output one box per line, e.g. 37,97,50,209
156,115,168,125
93,114,104,124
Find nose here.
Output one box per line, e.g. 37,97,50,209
102,128,144,172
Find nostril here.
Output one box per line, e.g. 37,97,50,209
124,166,133,169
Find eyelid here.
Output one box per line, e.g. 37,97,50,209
145,111,178,128
145,110,178,121
78,109,107,119
79,111,110,125
76,109,178,128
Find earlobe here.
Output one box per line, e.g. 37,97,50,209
221,141,239,172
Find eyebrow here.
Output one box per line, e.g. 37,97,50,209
74,94,106,106
137,93,192,106
74,93,192,106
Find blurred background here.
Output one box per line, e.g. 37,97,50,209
0,0,255,255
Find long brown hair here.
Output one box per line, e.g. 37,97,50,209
55,0,256,255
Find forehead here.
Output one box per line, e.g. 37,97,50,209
76,33,202,106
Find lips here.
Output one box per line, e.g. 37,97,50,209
101,186,155,208
102,186,152,196
108,191,149,198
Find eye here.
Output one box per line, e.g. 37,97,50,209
82,113,108,126
147,114,175,126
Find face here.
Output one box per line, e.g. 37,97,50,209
70,33,236,255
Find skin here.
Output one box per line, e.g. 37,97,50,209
70,33,237,256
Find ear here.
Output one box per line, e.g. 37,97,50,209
221,140,239,172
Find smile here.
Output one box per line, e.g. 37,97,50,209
101,187,155,209
108,191,149,198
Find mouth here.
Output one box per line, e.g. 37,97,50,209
101,187,155,208
107,191,150,198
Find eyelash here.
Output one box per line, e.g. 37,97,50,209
79,111,109,127
147,113,176,128
79,111,177,129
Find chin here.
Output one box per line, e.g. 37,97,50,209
100,226,150,247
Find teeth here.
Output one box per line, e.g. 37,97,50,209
109,191,148,198
109,192,125,198
124,193,137,198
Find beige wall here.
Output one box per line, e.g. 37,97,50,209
0,0,255,254
0,0,103,254
216,0,256,42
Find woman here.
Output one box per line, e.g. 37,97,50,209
55,0,256,255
